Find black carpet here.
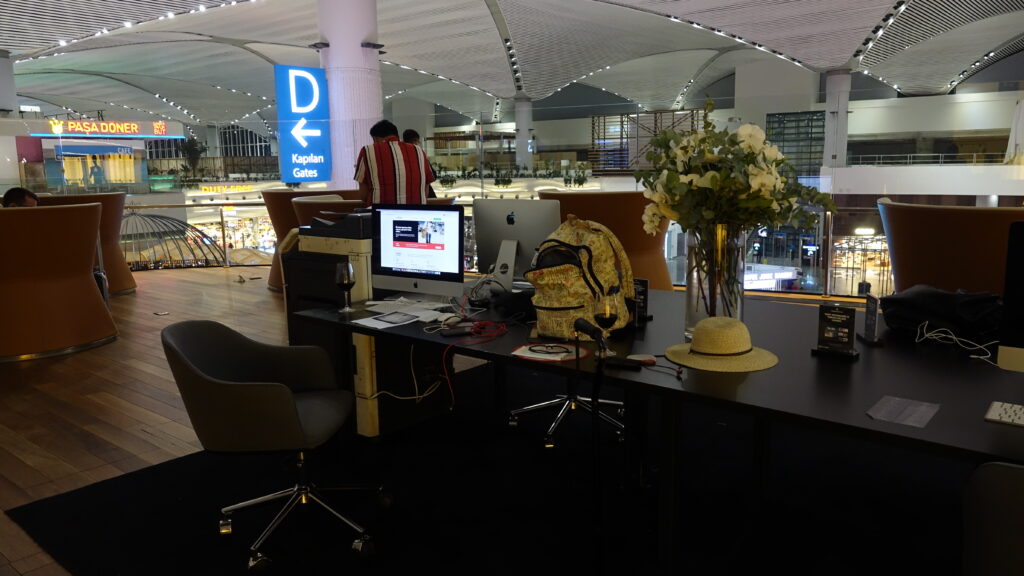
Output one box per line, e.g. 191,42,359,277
6,365,657,576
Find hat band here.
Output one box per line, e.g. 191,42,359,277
690,347,753,357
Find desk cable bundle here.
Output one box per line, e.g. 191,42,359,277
439,321,509,409
915,320,999,366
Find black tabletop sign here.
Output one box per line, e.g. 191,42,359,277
813,304,860,359
631,278,649,328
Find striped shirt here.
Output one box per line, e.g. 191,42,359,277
353,136,434,204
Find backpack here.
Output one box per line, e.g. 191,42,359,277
524,215,634,340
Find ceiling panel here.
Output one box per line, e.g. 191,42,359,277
581,50,719,110
602,0,893,69
501,0,737,100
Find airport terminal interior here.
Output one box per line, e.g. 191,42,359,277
2,1,1024,574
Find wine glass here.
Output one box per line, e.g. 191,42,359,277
335,261,356,314
592,291,618,357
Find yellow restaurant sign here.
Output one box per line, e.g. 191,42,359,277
39,118,182,139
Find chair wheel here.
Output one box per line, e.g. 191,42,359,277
353,535,374,556
543,436,555,449
508,416,518,427
247,552,271,571
219,517,232,535
377,489,394,509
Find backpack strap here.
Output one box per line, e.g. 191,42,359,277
583,219,635,299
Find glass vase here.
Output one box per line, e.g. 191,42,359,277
685,223,747,337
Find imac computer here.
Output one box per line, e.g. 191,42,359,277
472,198,562,292
370,203,466,300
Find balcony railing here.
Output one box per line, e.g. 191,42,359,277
847,152,1005,166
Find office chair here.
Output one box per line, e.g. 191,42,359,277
508,345,624,448
161,320,377,569
963,461,1024,575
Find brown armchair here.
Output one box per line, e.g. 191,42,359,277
877,197,1024,295
537,190,673,290
262,189,335,291
0,203,117,360
36,191,136,295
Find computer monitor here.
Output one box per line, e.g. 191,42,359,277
998,221,1024,372
370,203,466,299
472,198,562,291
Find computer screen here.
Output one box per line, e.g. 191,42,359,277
472,198,562,288
371,203,465,299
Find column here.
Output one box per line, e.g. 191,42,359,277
823,70,851,168
514,98,533,171
317,0,382,190
204,125,222,158
0,50,20,186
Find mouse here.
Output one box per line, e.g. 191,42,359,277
436,313,463,327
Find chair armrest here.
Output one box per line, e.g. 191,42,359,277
249,342,335,392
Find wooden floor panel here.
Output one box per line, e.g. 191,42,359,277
0,266,285,575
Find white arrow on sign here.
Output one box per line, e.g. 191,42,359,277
290,117,321,148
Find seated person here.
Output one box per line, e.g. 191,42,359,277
2,187,38,207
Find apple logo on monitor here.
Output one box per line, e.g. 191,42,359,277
506,211,516,226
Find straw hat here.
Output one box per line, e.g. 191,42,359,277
665,317,778,372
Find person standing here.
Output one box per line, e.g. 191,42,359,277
402,129,437,199
354,120,434,205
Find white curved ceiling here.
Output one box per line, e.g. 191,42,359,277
3,0,1023,137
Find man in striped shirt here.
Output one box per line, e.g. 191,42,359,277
354,120,434,205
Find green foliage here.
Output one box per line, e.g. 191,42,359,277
634,105,834,236
176,137,208,179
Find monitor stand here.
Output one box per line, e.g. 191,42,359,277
491,239,518,294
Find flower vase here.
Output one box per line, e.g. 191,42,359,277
685,223,747,337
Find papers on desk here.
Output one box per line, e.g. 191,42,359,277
352,303,446,329
867,395,940,428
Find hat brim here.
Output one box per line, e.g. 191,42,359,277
665,343,778,373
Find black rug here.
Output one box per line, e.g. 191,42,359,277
6,365,658,576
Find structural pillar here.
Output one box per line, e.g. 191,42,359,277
823,69,851,168
514,98,533,171
204,125,221,158
0,50,20,186
317,0,382,190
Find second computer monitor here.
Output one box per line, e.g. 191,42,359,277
472,198,562,289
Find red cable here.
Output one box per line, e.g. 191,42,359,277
440,321,508,409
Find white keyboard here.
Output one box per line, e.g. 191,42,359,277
984,401,1024,427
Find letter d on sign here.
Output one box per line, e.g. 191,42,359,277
289,69,320,114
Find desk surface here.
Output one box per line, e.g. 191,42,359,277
297,290,1024,464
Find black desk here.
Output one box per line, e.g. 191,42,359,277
295,291,1024,574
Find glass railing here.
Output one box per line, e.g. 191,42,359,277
847,152,1006,165
122,199,884,297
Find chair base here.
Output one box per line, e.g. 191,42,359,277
220,481,373,563
509,393,624,448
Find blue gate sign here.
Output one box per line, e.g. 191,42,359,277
275,65,331,183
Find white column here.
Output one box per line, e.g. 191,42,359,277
0,50,20,186
824,70,851,168
514,98,533,170
317,0,382,190
204,125,221,157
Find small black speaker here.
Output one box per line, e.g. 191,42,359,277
998,221,1024,371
